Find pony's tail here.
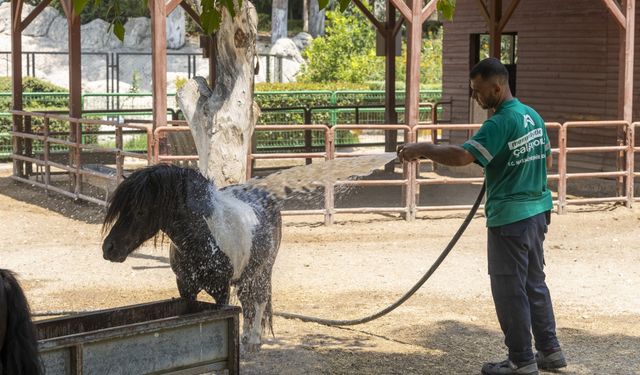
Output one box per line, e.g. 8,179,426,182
0,269,44,375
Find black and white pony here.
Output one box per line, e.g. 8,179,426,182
102,164,281,351
0,269,43,375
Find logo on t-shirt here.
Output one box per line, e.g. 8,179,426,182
523,114,535,128
507,128,546,166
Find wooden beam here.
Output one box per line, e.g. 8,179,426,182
475,0,491,25
59,0,70,19
623,0,635,122
489,0,502,59
421,0,437,24
353,0,384,32
603,0,626,28
497,0,520,32
11,0,24,176
21,0,53,31
384,0,398,172
405,0,422,127
68,6,82,119
389,0,412,22
180,1,203,29
166,0,182,14
67,1,82,189
150,0,168,131
393,17,405,37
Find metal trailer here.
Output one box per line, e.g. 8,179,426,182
36,299,240,375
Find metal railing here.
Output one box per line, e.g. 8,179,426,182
0,51,289,87
559,121,631,212
10,109,635,219
10,110,152,205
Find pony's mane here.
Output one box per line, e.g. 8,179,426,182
102,164,208,233
0,269,43,375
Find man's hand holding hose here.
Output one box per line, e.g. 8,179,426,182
397,142,476,166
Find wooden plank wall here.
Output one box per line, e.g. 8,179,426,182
442,0,637,172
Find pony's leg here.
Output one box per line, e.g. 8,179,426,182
176,277,200,300
237,268,273,352
204,282,230,305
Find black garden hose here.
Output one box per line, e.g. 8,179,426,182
274,182,486,326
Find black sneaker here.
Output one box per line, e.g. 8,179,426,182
481,359,539,375
535,349,567,370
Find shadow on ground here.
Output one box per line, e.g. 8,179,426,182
242,319,640,374
0,175,105,224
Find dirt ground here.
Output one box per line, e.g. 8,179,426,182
1,162,640,375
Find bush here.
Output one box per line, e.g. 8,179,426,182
297,6,384,84
0,77,98,143
393,31,443,89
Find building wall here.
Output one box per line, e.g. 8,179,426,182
442,0,635,172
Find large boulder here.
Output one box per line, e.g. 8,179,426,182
166,7,185,49
123,17,150,49
292,32,312,51
23,4,59,37
0,2,10,34
47,15,67,43
0,3,59,36
269,37,305,82
81,19,110,50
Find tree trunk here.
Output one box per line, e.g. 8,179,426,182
271,0,288,43
176,1,259,187
303,0,309,32
309,0,325,37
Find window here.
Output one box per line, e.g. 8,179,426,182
478,33,518,64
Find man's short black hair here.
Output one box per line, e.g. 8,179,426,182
470,57,509,83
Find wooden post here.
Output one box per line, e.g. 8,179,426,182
613,0,635,202
623,0,635,205
11,0,24,177
66,0,82,189
150,0,168,132
384,0,398,172
489,0,502,59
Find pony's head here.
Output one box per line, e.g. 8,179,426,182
102,164,215,262
102,164,180,262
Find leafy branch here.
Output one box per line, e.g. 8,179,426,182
71,0,455,40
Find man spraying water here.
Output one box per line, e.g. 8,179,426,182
397,58,566,375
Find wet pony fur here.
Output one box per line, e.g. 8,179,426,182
0,269,43,375
102,164,282,351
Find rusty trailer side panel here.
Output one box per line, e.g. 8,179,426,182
36,299,240,375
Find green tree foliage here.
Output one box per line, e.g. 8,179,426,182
68,0,455,36
298,6,443,89
297,7,382,84
393,31,443,90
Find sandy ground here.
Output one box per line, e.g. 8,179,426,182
1,163,640,374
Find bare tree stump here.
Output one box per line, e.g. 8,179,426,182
177,1,259,187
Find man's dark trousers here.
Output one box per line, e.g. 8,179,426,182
488,211,560,363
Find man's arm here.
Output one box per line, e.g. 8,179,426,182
397,142,476,166
546,152,553,169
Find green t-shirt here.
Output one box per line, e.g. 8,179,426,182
461,98,553,227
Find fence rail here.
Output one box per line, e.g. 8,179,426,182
0,90,444,158
9,109,636,223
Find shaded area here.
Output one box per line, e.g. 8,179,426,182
243,319,640,374
0,174,104,224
